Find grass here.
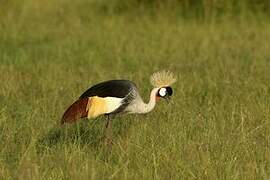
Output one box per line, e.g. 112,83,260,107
0,0,270,179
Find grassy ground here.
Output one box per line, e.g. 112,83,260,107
0,1,270,179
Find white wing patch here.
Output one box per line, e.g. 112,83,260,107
87,96,123,119
104,97,123,113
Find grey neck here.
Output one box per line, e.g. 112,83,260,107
137,88,159,114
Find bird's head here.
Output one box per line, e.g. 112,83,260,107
156,86,173,101
150,71,176,102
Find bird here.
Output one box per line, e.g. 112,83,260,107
61,70,176,146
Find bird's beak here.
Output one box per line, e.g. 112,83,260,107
165,96,171,103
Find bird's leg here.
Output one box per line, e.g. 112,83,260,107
104,115,113,151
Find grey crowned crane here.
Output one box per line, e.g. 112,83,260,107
61,71,176,145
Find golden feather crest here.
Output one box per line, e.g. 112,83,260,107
150,70,177,88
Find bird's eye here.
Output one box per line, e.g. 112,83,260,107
159,88,167,97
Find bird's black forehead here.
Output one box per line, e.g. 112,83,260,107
166,86,173,96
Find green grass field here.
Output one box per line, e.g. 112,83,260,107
0,0,270,179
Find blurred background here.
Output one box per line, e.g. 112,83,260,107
0,0,269,179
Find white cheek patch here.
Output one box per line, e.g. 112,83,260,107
159,88,167,97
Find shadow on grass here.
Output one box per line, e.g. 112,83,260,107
36,116,134,154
